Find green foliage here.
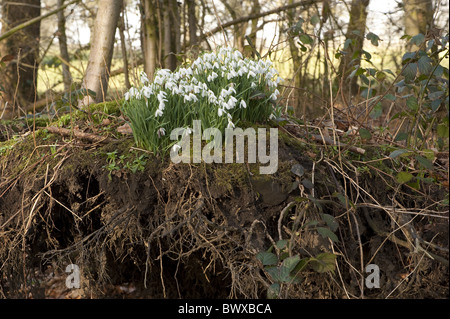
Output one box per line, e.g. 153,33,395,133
121,47,282,156
103,149,148,180
256,198,339,299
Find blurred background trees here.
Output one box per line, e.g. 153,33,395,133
0,0,448,118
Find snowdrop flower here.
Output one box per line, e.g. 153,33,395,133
227,69,238,80
157,127,166,138
227,120,235,129
205,61,213,69
184,93,198,103
218,108,224,117
155,109,163,117
270,89,279,101
251,82,257,88
269,113,276,120
240,100,247,109
207,72,218,82
157,91,167,101
140,72,150,84
226,96,237,109
142,86,153,98
247,70,256,79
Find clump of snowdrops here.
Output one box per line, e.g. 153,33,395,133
122,46,283,155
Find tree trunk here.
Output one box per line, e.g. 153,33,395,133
118,10,131,89
162,0,177,70
81,0,122,106
187,0,198,46
403,0,434,50
57,0,72,92
286,0,302,113
141,0,159,80
337,0,370,98
0,0,41,112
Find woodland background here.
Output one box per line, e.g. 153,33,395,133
0,0,448,119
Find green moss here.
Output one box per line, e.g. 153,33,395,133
88,99,123,116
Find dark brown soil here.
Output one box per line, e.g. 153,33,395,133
0,118,448,299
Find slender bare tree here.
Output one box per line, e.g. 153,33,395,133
57,0,73,92
337,0,370,97
81,0,123,105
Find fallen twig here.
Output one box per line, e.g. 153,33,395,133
45,126,115,144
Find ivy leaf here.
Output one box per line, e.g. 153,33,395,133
344,38,354,50
366,32,380,46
